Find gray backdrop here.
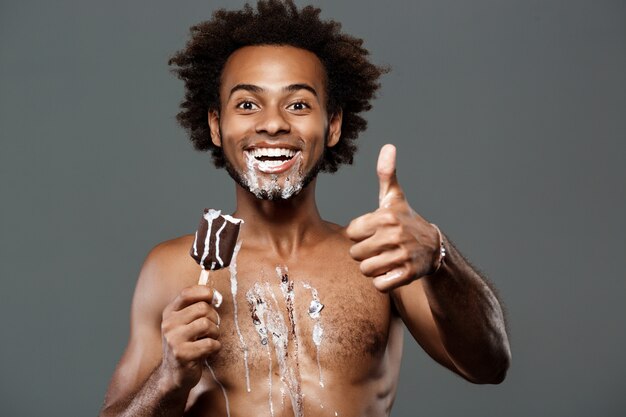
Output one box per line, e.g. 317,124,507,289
1,0,625,416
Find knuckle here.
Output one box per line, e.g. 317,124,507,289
346,219,362,238
196,302,211,316
209,339,222,353
380,211,398,225
171,346,182,360
161,317,175,334
398,246,411,262
180,287,194,300
405,262,417,278
390,226,404,242
198,317,211,330
349,245,360,260
360,262,373,277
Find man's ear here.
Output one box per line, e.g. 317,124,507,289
208,109,221,147
327,109,343,148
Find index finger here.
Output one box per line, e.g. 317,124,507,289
346,209,397,242
166,285,218,313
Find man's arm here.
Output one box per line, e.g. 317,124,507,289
99,241,221,417
347,144,510,384
391,233,511,384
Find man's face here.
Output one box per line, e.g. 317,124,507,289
209,45,341,200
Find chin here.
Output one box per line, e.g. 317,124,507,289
223,149,324,202
240,173,310,201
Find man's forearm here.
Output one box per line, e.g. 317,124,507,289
100,365,190,417
421,233,511,384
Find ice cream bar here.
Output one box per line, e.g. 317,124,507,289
191,208,243,271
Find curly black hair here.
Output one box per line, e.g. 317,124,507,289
168,0,388,173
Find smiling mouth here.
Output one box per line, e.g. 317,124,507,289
245,147,301,173
247,147,299,167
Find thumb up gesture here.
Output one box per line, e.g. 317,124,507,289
347,144,442,292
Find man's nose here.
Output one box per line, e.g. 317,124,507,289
255,105,290,136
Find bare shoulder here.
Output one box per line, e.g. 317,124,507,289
133,234,199,317
142,234,197,274
322,221,354,247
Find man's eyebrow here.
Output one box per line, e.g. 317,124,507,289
228,84,264,98
228,83,319,99
284,83,318,98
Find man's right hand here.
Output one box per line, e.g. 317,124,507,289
159,285,222,392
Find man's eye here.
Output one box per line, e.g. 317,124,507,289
288,101,309,111
236,101,258,111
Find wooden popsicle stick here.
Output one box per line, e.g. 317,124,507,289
198,269,210,285
198,269,222,307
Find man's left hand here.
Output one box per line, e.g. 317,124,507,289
347,144,440,292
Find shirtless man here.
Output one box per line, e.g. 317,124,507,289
99,2,511,416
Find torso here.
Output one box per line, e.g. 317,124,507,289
168,224,404,417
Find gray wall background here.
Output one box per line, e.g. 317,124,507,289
1,0,625,416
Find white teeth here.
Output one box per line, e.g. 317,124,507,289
249,148,296,158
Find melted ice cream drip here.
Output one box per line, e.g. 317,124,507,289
207,364,231,417
246,283,269,346
276,266,302,380
275,267,304,415
308,300,324,319
268,350,274,417
280,385,286,409
228,241,250,393
266,283,303,417
313,323,324,387
246,280,304,417
246,283,275,417
302,282,325,388
277,266,299,347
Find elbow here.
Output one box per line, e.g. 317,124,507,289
460,343,511,385
480,359,509,385
463,345,511,385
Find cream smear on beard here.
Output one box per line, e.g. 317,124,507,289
242,151,304,200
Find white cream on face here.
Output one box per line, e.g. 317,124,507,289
241,151,305,200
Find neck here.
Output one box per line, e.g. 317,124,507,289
232,178,326,258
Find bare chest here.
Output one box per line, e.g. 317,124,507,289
193,248,391,389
